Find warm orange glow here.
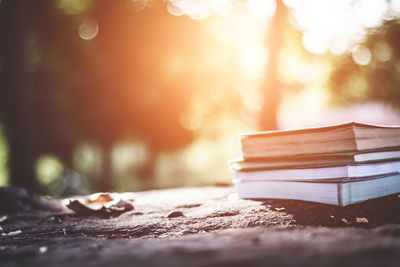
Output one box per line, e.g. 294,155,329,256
287,0,390,55
4,0,400,193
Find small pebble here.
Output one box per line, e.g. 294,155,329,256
39,246,48,254
167,210,184,218
356,217,369,224
89,244,101,250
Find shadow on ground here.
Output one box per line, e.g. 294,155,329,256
259,194,400,228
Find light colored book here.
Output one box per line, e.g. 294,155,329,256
229,150,400,171
232,160,400,182
234,173,400,206
240,122,400,159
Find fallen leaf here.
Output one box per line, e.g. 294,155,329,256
108,200,134,210
65,192,136,218
87,193,114,204
167,210,184,218
356,217,369,224
6,230,22,236
0,216,7,223
66,199,134,218
39,246,48,254
274,207,285,211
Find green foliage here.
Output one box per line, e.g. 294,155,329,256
0,125,9,185
0,0,208,193
330,19,400,106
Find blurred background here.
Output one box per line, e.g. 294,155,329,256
1,0,400,195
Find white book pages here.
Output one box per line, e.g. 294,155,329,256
233,161,400,181
234,173,400,206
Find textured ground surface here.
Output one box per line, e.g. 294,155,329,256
1,186,400,266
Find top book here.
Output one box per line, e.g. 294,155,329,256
240,122,400,159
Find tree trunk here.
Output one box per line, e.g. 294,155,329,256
0,0,42,193
99,143,113,192
258,0,287,131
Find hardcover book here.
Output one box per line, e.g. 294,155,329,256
234,173,400,206
240,122,400,159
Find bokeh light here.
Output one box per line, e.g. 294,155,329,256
127,0,148,12
373,41,392,62
78,19,99,40
36,155,64,185
352,45,372,66
57,0,89,15
2,0,400,194
0,125,8,186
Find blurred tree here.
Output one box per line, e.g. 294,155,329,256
77,0,200,190
0,0,43,193
258,0,287,130
0,0,200,193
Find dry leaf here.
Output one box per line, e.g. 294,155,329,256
109,200,135,210
0,216,7,223
274,207,285,211
66,199,134,218
65,192,135,217
356,217,369,224
5,230,22,236
87,193,114,204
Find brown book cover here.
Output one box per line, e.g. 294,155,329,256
240,122,400,159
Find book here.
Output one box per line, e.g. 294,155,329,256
240,122,400,159
232,160,400,182
229,150,400,171
234,173,400,206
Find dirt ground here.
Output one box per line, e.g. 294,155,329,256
1,186,400,267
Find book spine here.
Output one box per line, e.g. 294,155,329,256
337,183,343,206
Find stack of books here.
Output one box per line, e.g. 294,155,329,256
229,122,400,206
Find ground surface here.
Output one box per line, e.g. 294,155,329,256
1,186,400,266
